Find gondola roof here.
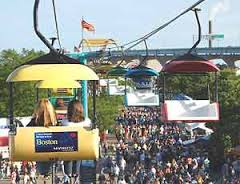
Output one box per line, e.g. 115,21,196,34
107,66,129,76
162,54,220,73
23,52,80,65
125,65,159,78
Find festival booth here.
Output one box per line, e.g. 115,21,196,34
184,123,213,137
236,69,240,76
146,59,162,72
0,122,9,158
210,58,228,69
234,60,240,68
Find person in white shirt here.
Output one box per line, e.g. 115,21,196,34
118,177,127,184
62,100,90,179
113,163,120,177
61,100,92,128
119,157,126,172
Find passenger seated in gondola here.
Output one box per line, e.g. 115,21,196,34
61,99,88,181
55,98,68,122
28,98,57,127
55,98,67,110
27,98,57,178
61,99,91,127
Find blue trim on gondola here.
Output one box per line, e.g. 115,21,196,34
125,68,159,78
107,66,129,76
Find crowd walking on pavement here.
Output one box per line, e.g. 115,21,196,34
1,106,239,183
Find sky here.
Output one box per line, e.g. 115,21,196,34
0,0,239,52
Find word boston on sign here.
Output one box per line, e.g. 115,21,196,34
35,132,78,153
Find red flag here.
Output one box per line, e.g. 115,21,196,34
74,46,81,52
81,20,95,32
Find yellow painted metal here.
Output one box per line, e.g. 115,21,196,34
51,88,74,96
36,80,81,88
82,39,116,47
6,64,99,82
55,109,67,114
9,127,99,161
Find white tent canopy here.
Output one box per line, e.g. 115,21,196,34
234,60,240,68
210,58,227,66
146,59,162,72
184,123,213,135
236,69,240,76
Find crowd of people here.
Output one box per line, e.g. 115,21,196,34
221,156,240,183
98,107,239,184
1,101,240,183
0,160,37,184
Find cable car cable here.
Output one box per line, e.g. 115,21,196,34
125,0,206,51
34,0,58,54
141,39,149,65
187,8,201,54
52,0,62,51
107,0,206,52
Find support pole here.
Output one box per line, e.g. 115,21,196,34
162,74,166,102
209,20,212,48
8,83,14,131
92,81,97,128
215,72,218,102
124,77,127,105
36,88,39,103
81,57,88,118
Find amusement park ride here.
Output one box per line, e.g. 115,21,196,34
3,0,222,182
161,8,220,122
6,0,99,162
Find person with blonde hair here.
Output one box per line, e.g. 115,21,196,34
27,98,57,179
28,98,57,127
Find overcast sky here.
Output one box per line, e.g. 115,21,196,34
0,0,239,52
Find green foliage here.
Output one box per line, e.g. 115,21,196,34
222,134,232,151
165,70,240,167
165,74,212,100
88,94,124,132
0,49,46,117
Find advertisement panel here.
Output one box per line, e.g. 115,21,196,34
35,131,78,152
133,78,152,89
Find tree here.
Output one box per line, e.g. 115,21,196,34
88,94,124,132
164,69,240,168
0,49,45,117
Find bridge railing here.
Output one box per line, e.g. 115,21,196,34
104,47,240,57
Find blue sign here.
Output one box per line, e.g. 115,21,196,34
35,132,78,153
133,78,152,89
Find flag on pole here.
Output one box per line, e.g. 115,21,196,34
81,20,95,32
74,46,81,52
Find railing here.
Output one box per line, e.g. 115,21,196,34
84,47,240,58
114,47,240,57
